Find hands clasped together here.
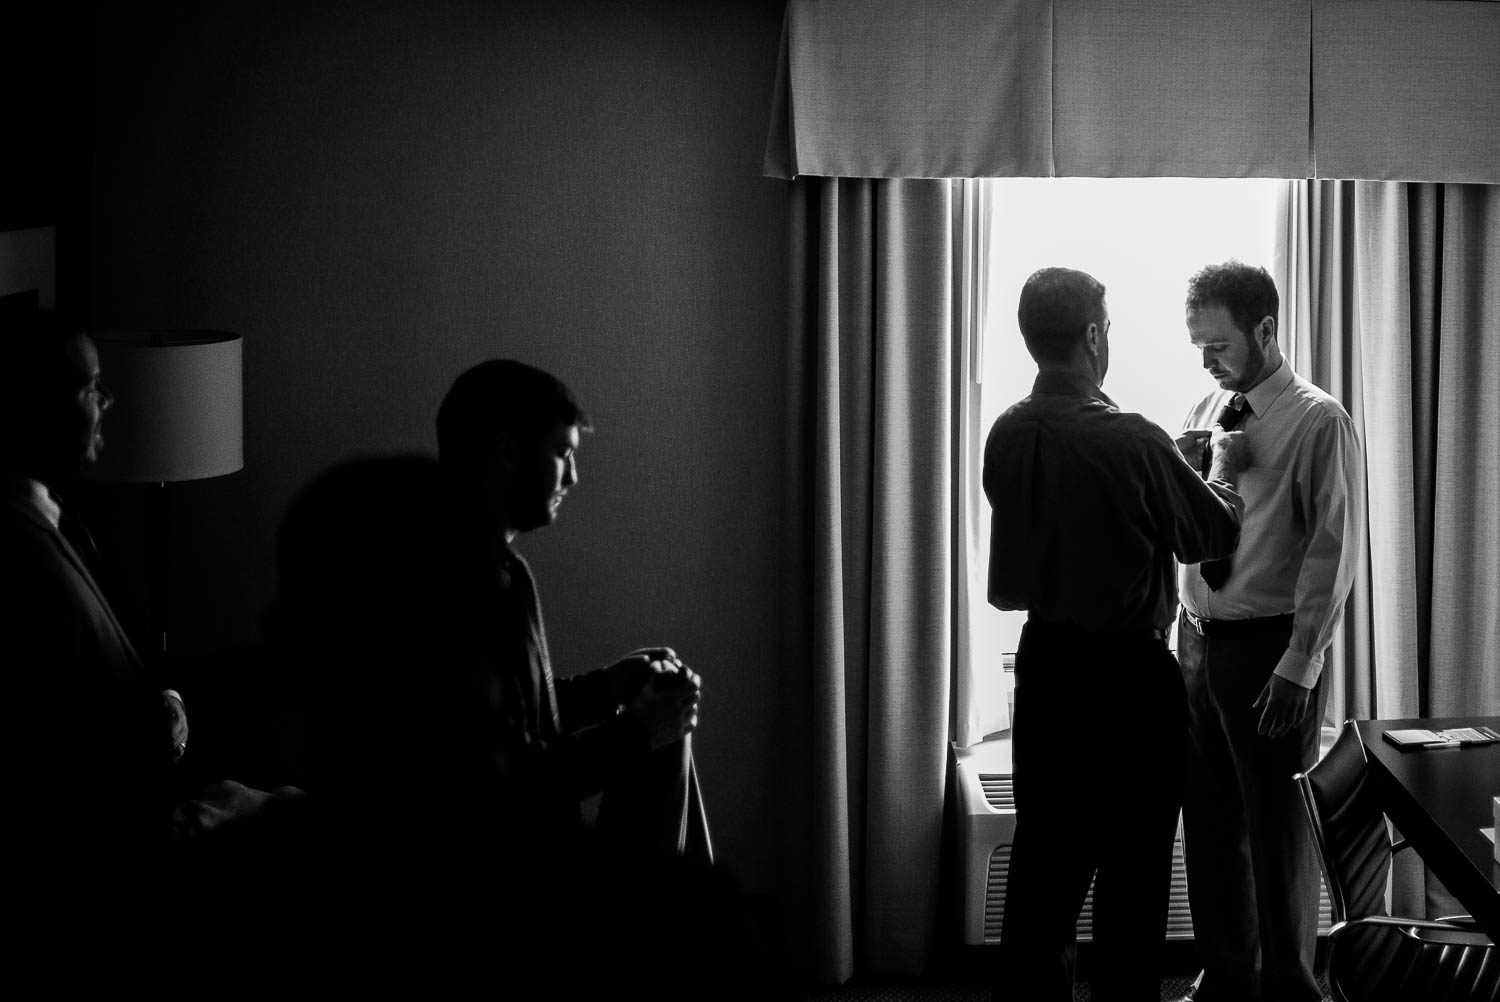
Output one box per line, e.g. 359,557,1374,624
606,647,702,750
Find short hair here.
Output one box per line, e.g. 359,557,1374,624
436,358,592,479
1185,261,1279,339
1016,267,1107,365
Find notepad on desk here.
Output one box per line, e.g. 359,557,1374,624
1382,726,1500,749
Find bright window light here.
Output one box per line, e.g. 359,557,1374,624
975,177,1284,664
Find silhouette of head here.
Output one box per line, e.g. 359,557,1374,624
1017,267,1110,382
436,359,592,536
0,306,114,487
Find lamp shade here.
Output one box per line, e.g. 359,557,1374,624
88,330,244,483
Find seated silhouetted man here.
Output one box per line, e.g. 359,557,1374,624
435,359,711,863
0,307,183,966
2,307,300,985
266,444,753,995
432,360,756,994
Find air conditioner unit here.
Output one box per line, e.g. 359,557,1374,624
954,729,1335,946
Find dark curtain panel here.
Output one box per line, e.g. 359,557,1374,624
779,177,956,982
1281,179,1500,915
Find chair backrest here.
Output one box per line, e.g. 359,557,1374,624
1295,720,1393,926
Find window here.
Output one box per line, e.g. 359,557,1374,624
970,178,1283,730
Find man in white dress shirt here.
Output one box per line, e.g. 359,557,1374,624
1171,263,1365,1002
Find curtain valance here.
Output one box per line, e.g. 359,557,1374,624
764,0,1500,183
1313,1,1500,183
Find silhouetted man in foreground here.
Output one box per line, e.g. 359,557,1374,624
1,308,192,976
2,307,303,986
984,268,1246,1002
266,442,758,995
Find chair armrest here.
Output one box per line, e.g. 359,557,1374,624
1328,915,1486,939
1432,914,1479,928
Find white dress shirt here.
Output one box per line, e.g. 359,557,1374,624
1179,359,1366,689
0,472,62,530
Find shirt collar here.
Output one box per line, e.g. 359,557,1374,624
1032,371,1113,406
0,473,62,531
1243,357,1294,418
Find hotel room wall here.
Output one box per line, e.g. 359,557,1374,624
83,0,788,893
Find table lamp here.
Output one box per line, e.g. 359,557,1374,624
86,330,244,660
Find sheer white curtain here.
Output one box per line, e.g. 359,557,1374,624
952,180,1009,748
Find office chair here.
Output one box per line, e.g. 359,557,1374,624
1294,720,1499,1002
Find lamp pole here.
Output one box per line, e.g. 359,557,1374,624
149,479,168,664
86,330,244,670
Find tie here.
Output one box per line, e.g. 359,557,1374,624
1197,393,1249,477
1200,394,1249,590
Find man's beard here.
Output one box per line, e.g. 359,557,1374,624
1227,338,1267,392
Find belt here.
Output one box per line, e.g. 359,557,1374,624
1182,610,1294,637
1026,618,1167,642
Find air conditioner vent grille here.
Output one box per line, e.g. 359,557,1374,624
983,844,1011,940
982,836,1333,944
978,774,1015,811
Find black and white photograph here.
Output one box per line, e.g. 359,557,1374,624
2,3,1496,1000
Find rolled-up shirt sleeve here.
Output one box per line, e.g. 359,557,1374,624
1147,422,1243,566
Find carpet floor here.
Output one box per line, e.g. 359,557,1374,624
796,971,1334,1001
792,943,1337,1002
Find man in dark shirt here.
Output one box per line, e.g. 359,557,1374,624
984,268,1247,1002
432,359,739,994
435,359,710,864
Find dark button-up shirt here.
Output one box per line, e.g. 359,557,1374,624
983,371,1244,632
475,545,650,841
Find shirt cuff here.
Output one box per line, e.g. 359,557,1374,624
1273,648,1321,689
1205,478,1246,521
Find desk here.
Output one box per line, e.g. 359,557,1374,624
1356,717,1500,941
